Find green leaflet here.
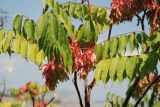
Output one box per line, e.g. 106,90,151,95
69,2,76,16
36,50,45,66
28,44,38,62
94,44,102,62
35,13,48,41
137,32,148,53
118,35,128,55
117,57,127,83
84,21,91,42
77,25,85,42
20,39,28,58
110,37,118,57
126,56,139,79
109,57,119,82
3,30,14,53
101,59,110,85
95,60,104,84
139,54,149,77
102,40,110,59
75,5,82,19
147,52,159,71
12,35,21,54
13,14,23,35
23,19,35,40
77,21,97,43
0,29,5,52
129,32,136,52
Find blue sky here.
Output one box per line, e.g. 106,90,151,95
0,0,150,104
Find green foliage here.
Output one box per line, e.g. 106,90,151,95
104,93,134,107
8,88,19,97
62,2,110,34
77,20,98,43
61,2,110,43
94,53,159,85
94,32,149,63
0,30,45,66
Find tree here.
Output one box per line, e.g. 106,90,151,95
0,0,160,107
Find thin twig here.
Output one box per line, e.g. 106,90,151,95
122,76,140,107
141,10,146,31
73,72,84,107
134,75,160,107
108,24,113,40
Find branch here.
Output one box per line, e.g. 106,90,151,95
84,78,90,107
87,0,92,17
30,93,35,107
108,24,113,40
122,76,140,107
72,72,84,107
135,10,146,31
150,5,160,36
141,10,146,31
134,75,160,107
44,97,55,107
88,78,95,89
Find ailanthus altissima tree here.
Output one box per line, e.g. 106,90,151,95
1,0,160,107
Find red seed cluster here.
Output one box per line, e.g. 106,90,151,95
17,82,39,99
110,0,155,23
69,38,96,79
136,73,156,93
43,38,96,88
